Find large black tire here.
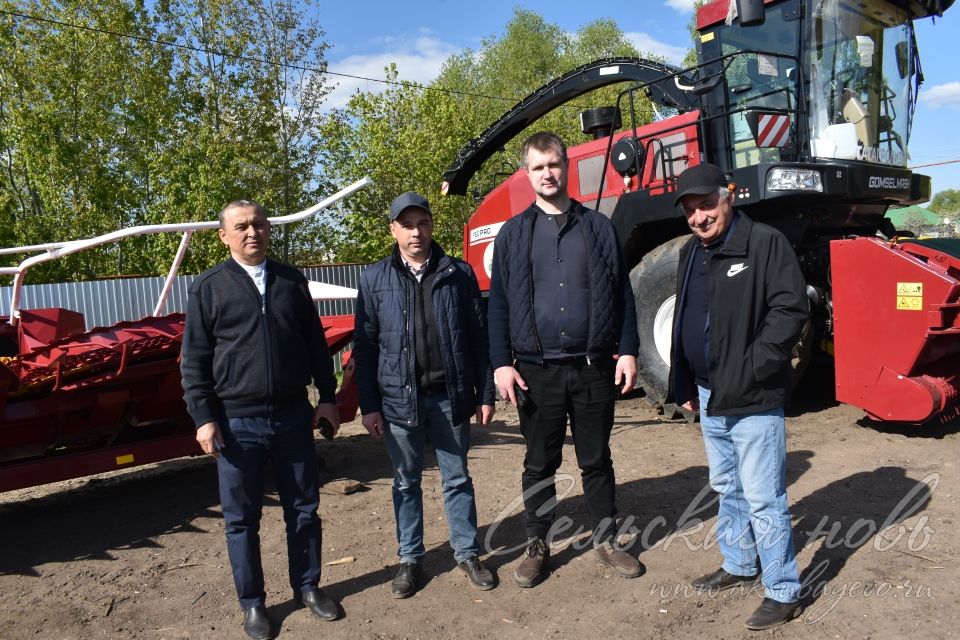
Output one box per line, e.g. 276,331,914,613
629,235,691,405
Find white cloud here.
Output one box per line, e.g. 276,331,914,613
625,32,690,66
323,34,458,110
920,82,960,109
665,0,697,11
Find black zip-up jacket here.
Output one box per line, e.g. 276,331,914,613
180,258,336,427
668,213,807,416
353,242,495,427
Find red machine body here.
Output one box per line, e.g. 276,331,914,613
0,310,359,492
451,0,959,424
831,238,960,423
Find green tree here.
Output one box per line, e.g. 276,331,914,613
929,188,960,215
0,0,175,282
319,9,656,262
1,0,334,284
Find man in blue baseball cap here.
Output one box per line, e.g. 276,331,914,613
354,191,497,598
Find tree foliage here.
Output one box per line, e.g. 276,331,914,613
0,0,332,283
2,4,696,280
318,9,664,262
929,189,960,215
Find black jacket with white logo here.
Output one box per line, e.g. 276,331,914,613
668,213,807,416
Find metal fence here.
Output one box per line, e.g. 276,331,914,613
0,264,367,369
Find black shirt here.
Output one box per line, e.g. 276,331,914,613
680,241,715,387
531,205,590,359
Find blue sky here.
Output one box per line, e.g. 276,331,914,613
314,0,960,196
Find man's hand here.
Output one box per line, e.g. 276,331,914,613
494,366,527,406
361,411,385,438
614,355,638,395
475,404,495,426
196,421,224,459
312,402,340,438
681,400,699,413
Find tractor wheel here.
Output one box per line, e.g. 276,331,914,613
629,234,691,405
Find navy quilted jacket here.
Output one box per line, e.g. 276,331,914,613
353,242,495,426
488,200,639,367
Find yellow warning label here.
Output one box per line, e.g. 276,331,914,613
897,296,923,311
701,32,715,43
896,282,923,296
116,454,135,465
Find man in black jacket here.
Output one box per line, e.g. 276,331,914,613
353,192,496,599
488,131,641,588
181,200,340,640
668,163,807,630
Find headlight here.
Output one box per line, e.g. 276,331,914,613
766,168,823,192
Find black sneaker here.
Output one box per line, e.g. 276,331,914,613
458,555,496,590
391,561,422,599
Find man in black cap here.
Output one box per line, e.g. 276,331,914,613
354,191,497,598
667,163,808,630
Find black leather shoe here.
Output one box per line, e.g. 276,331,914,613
295,588,340,621
242,605,272,640
692,568,759,592
391,562,422,599
458,555,496,590
745,597,801,630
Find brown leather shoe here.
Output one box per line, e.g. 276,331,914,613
594,540,644,578
512,537,549,588
745,597,801,630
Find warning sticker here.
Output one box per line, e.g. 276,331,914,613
896,282,923,296
897,296,923,311
116,454,135,465
896,282,923,310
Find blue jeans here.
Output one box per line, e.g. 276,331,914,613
698,386,801,603
383,393,480,564
216,399,322,609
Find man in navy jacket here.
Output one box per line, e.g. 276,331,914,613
181,200,340,640
488,131,641,588
354,192,496,598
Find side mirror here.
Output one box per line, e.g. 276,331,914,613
895,40,912,79
737,0,766,26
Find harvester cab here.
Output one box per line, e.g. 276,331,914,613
447,0,960,423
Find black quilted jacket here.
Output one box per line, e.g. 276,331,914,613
488,200,639,368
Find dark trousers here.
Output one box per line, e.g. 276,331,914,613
216,399,322,609
516,359,618,543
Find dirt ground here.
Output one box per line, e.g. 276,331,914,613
2,368,959,640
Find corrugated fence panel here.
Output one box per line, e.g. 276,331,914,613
1,264,368,326
1,263,369,369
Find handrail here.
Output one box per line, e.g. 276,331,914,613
3,177,372,326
